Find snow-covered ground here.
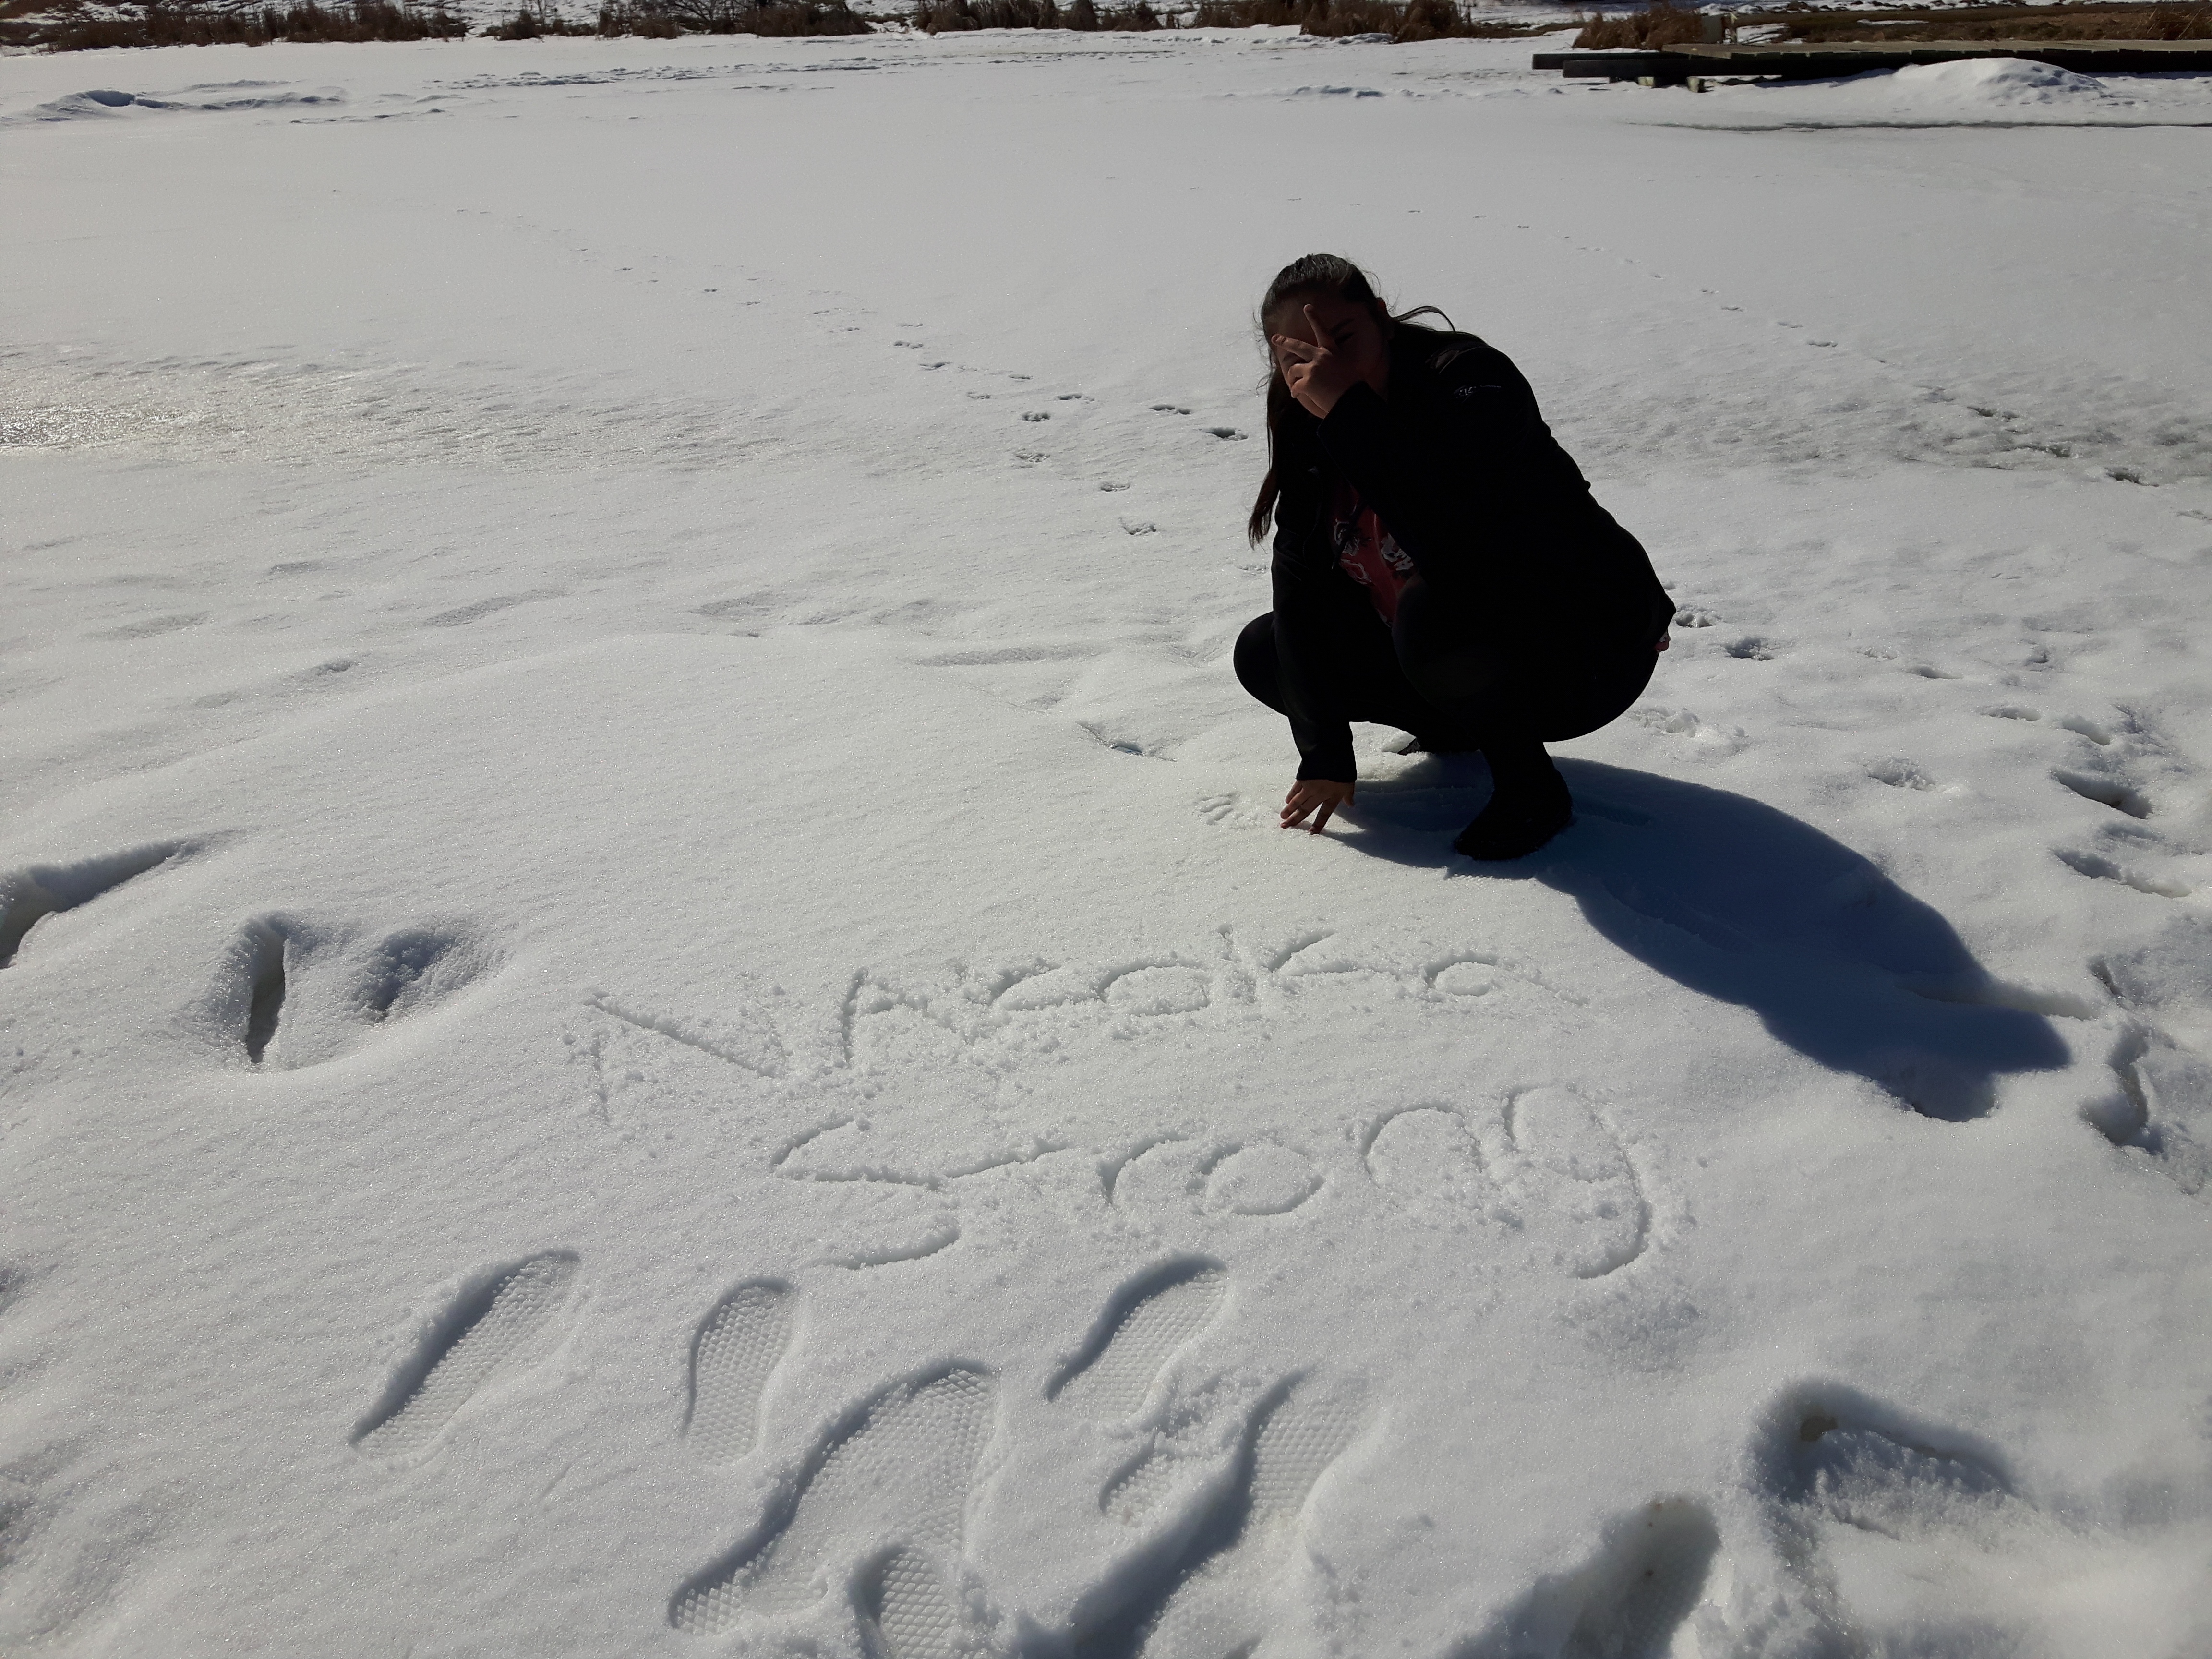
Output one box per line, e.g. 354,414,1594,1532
4,28,2212,1659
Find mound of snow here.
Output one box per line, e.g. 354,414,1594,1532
1676,51,2176,129
1887,56,2113,106
16,84,343,124
26,89,159,120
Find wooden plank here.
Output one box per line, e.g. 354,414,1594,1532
1535,40,2212,80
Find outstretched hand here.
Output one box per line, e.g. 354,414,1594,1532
1271,305,1368,420
1282,777,1355,834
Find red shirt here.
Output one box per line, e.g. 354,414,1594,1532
1331,481,1417,627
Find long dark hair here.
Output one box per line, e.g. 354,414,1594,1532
1246,253,1457,545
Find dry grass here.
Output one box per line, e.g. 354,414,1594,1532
1571,0,2212,49
638,0,870,29
24,0,468,47
488,0,595,33
8,0,1549,45
1196,0,1551,35
1774,2,2212,43
914,0,1167,29
593,0,683,29
915,0,1553,35
1570,0,1705,49
10,0,868,44
732,0,870,28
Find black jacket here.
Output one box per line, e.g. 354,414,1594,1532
1269,328,1673,780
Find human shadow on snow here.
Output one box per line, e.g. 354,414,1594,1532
1335,757,2072,1120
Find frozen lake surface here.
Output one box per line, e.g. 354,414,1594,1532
4,26,2212,1658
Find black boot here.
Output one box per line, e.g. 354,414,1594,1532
1454,742,1572,860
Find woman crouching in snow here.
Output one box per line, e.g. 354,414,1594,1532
1234,254,1674,860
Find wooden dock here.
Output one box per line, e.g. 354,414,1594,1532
1532,39,2212,84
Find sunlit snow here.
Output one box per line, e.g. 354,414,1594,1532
4,27,2212,1659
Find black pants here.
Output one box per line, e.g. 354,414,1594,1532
1235,577,1659,763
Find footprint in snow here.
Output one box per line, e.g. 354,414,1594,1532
1051,1259,1226,1423
352,1252,579,1461
2052,767,2152,818
1752,1390,2158,1648
671,1365,995,1647
1981,704,2165,825
2054,846,2191,900
209,918,499,1071
1462,1497,1719,1659
1865,757,1944,793
1049,1260,1235,1534
1978,704,2113,745
422,589,562,629
1629,705,1749,756
1073,1377,1360,1659
0,841,192,969
686,1282,796,1463
2080,954,2212,1196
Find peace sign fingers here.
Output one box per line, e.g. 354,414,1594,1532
1301,305,1335,356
